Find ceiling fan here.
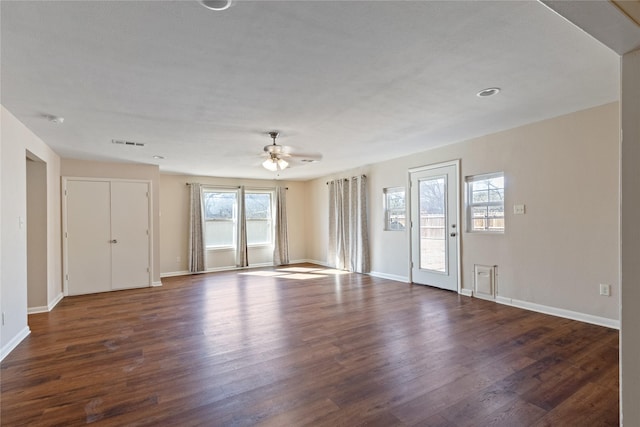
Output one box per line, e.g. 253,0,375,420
262,131,322,172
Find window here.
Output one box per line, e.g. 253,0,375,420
245,192,273,245
466,172,505,232
203,190,237,247
203,188,274,248
383,187,406,231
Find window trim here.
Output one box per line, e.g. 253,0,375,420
202,187,275,250
383,186,406,231
465,172,505,234
203,188,238,249
244,189,275,247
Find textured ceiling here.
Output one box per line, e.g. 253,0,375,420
0,1,619,180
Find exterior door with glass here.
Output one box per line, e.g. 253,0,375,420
410,162,459,291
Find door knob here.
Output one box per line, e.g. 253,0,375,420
110,239,118,244
450,232,457,237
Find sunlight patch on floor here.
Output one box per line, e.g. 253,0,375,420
279,273,327,280
276,267,323,273
238,271,288,277
238,267,351,280
314,269,351,275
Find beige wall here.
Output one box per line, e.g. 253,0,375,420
160,174,308,275
61,159,161,284
621,49,640,426
307,102,620,322
26,157,48,308
1,106,62,358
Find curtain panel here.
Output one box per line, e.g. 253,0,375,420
274,186,290,265
328,176,370,273
236,185,248,267
188,183,206,273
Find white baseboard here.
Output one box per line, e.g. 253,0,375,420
161,261,329,278
292,259,330,267
1,326,31,362
495,295,619,329
28,292,64,314
368,271,410,283
470,291,495,301
459,288,473,297
28,305,49,314
160,270,190,278
151,281,162,287
49,292,63,310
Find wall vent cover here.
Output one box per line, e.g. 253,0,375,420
112,139,145,147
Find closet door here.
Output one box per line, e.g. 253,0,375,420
66,180,112,295
111,181,150,290
64,179,151,296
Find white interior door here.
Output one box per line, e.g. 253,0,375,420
111,181,150,290
410,163,459,291
66,180,112,295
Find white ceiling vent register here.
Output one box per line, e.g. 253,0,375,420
112,139,145,147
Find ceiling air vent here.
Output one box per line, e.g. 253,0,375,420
112,139,145,147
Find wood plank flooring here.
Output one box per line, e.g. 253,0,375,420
1,265,619,426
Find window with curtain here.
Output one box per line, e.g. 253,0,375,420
203,190,237,248
202,188,274,249
245,191,273,245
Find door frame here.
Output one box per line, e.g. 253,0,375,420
62,177,153,296
407,160,461,293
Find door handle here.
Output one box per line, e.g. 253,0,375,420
450,233,457,237
110,239,118,244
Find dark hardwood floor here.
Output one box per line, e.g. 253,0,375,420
1,265,619,426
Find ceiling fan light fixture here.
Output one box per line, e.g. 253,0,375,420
262,158,277,172
262,156,288,172
200,0,233,11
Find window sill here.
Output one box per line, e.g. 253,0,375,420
206,244,274,251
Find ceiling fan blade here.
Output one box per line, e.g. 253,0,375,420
263,144,294,155
288,152,323,162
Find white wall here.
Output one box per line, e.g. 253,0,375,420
160,174,308,275
1,106,62,359
307,102,619,323
61,159,161,285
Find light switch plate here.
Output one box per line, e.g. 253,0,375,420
513,204,526,215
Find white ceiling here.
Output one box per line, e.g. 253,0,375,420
0,0,620,181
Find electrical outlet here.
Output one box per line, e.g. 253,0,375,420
599,284,611,296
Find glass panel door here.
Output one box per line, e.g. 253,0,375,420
419,176,447,273
410,162,459,292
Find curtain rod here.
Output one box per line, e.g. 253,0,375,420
186,183,288,190
326,174,366,185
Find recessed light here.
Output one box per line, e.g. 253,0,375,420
200,0,232,11
476,87,501,98
47,115,64,124
152,155,165,160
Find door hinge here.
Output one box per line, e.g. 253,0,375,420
65,274,69,281
147,267,150,273
146,229,149,235
64,189,67,196
146,191,149,198
65,232,68,238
